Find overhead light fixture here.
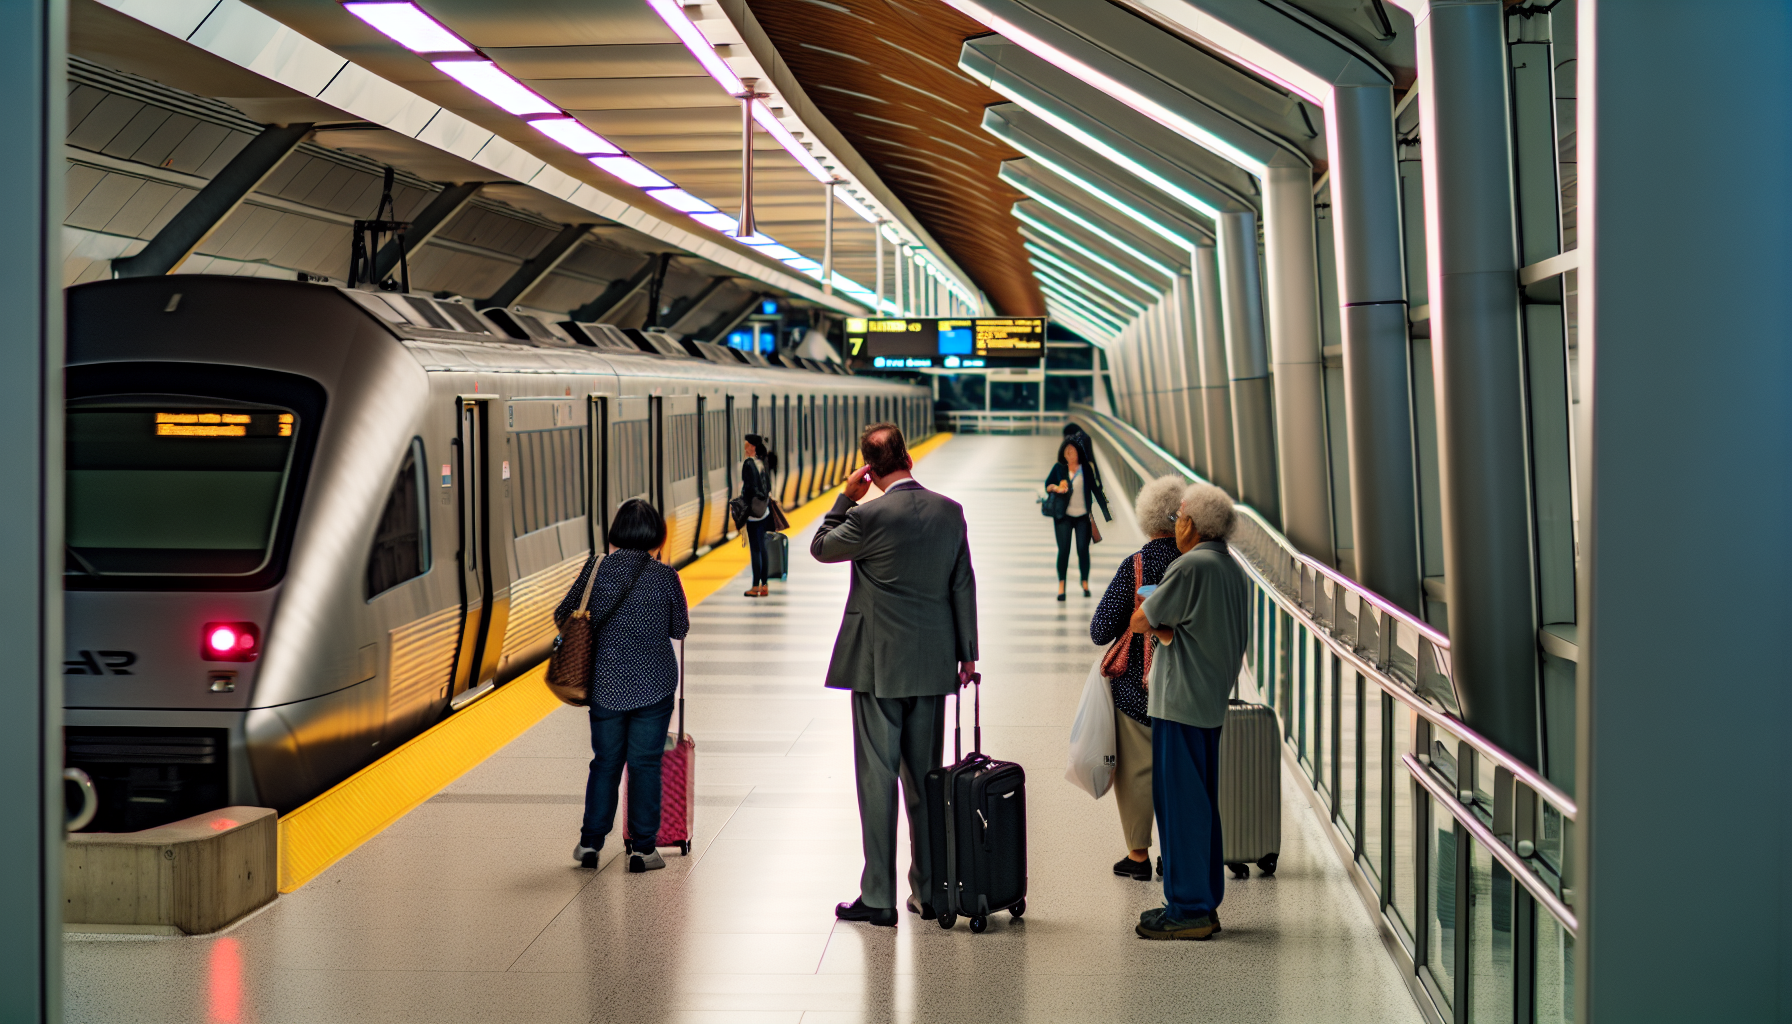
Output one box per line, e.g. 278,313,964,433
1014,209,1159,293
343,2,473,54
1040,283,1124,334
589,156,673,189
646,188,719,214
689,211,739,233
751,103,830,183
527,117,622,155
643,0,745,94
997,98,1220,219
1024,242,1147,310
1033,262,1137,319
1004,138,1195,252
754,244,801,261
432,61,559,116
1004,173,1178,278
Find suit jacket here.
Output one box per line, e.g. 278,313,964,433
811,481,978,697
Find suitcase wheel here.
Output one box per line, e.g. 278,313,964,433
938,912,956,930
1227,862,1249,880
968,915,988,934
1009,899,1025,920
681,841,691,856
1256,854,1278,876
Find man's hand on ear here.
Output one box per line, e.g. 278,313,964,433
843,468,875,503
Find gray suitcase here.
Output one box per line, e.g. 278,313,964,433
1218,699,1280,877
763,530,789,580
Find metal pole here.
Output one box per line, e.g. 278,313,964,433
822,179,836,296
874,221,885,314
735,79,758,238
1413,0,1537,765
1331,82,1424,613
1193,243,1236,493
1217,211,1278,522
0,0,61,1017
1171,272,1206,476
1263,162,1335,563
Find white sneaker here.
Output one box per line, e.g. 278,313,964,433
628,848,667,873
574,844,599,868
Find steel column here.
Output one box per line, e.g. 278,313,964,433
480,223,592,310
1263,161,1334,562
1193,242,1236,493
1413,0,1538,764
1217,212,1278,522
372,181,481,284
822,180,835,296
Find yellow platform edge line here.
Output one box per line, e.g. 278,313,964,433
276,432,955,892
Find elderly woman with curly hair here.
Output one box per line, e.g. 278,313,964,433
1088,475,1185,881
1131,482,1250,941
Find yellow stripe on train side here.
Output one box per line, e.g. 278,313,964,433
276,432,955,892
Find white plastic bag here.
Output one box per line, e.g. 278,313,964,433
1065,658,1117,798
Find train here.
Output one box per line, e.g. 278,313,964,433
63,275,931,831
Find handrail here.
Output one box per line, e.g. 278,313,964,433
1071,404,1578,935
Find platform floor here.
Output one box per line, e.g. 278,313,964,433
65,434,1422,1024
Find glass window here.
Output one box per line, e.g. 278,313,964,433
67,403,299,577
1468,838,1515,1023
1045,374,1093,410
1339,666,1358,846
1362,686,1384,887
367,439,431,599
934,374,985,412
1392,705,1417,948
989,380,1038,411
1429,801,1459,1010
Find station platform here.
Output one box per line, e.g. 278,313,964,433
64,435,1421,1024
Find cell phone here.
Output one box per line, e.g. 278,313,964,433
1137,584,1158,598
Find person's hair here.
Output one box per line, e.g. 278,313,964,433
1062,421,1082,437
1134,475,1184,537
859,422,909,476
744,433,778,473
1179,483,1236,542
609,498,667,552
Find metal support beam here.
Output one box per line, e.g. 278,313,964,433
0,0,61,1018
1263,163,1334,563
1413,0,1537,765
644,253,674,328
372,181,481,284
1193,242,1236,493
570,258,657,323
480,223,592,310
694,289,763,343
874,221,884,313
822,180,836,296
666,276,731,335
1217,211,1278,522
111,122,312,278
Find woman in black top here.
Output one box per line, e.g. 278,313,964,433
1089,475,1184,879
1044,438,1112,600
740,434,777,597
556,499,690,874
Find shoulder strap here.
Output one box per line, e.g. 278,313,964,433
1132,552,1144,598
575,555,600,613
587,553,651,632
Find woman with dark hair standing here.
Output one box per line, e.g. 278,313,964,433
740,434,777,597
557,498,690,874
1044,437,1105,600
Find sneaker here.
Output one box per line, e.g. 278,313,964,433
573,843,599,869
1113,855,1152,881
1136,907,1217,941
628,848,667,873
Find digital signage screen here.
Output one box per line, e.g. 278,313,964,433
844,317,1046,369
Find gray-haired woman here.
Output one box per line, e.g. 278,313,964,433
1089,475,1185,880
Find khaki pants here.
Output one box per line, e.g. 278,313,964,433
1115,710,1154,851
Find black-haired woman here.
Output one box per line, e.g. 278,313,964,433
556,498,690,874
1045,438,1108,600
741,434,777,598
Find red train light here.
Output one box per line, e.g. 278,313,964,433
202,622,260,662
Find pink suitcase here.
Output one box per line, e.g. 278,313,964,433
626,638,695,854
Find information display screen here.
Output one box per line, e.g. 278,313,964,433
844,317,1046,369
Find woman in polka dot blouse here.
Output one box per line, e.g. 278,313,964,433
555,499,690,873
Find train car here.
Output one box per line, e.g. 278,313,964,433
62,276,931,832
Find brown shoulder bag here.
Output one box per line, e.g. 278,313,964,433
1100,552,1154,680
546,555,649,706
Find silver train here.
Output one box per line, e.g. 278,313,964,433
64,276,930,831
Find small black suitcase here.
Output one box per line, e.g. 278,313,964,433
924,673,1027,933
763,530,789,580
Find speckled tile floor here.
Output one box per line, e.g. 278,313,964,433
64,435,1424,1024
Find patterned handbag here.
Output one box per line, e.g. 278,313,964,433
1100,552,1154,680
546,555,648,706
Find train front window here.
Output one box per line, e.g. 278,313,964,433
67,404,300,576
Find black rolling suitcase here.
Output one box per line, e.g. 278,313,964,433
924,673,1027,933
763,530,789,580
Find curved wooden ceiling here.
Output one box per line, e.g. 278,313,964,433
744,0,1042,315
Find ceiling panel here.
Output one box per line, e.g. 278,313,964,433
418,0,677,47
480,44,704,79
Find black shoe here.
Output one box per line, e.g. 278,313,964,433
1114,856,1152,881
1057,591,1067,602
835,898,897,927
906,898,937,920
1082,584,1091,598
1156,856,1163,878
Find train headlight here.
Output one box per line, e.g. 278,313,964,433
202,622,260,661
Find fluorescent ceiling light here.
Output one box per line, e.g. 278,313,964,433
997,98,1220,219
343,2,473,54
1034,263,1136,318
643,0,745,94
1040,282,1124,333
1009,140,1195,252
689,211,739,233
646,188,718,214
1014,209,1157,292
784,257,823,271
527,117,622,155
589,156,673,189
754,244,802,261
751,102,831,183
433,61,559,116
1005,175,1178,278
1025,242,1146,310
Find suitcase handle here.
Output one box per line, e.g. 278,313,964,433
954,670,981,760
677,636,686,742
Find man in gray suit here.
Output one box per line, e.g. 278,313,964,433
812,423,977,926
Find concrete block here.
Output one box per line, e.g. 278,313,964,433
64,806,277,935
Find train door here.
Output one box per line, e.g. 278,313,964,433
693,394,709,560
650,395,665,515
450,396,498,706
724,394,737,540
588,395,610,552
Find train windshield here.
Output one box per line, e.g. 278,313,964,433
67,403,300,577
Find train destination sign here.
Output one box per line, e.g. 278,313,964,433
844,317,1046,369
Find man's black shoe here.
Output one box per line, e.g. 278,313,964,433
835,898,897,927
906,898,937,920
1114,855,1152,880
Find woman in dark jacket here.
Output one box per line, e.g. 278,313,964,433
740,434,777,598
1062,422,1112,522
555,499,690,873
1044,437,1111,600
1088,475,1184,879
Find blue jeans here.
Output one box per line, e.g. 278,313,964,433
1152,718,1225,920
747,516,770,585
583,693,675,853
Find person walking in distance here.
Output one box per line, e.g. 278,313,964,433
1044,438,1103,600
740,433,776,597
812,423,978,927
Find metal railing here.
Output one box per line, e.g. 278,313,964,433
935,410,1067,435
1071,404,1577,1024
